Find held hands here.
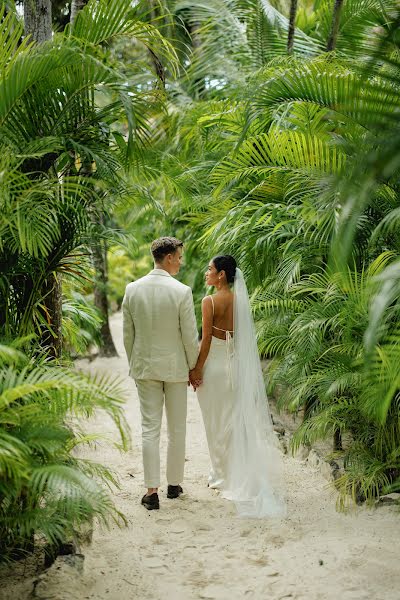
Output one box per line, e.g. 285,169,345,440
189,368,203,391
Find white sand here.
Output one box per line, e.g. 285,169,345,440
2,311,400,600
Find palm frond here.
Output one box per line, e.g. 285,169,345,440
68,0,178,74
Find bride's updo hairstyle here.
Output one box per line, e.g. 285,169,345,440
212,255,237,284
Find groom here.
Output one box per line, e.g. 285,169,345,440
122,237,199,510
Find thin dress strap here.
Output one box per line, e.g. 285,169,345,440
210,295,215,316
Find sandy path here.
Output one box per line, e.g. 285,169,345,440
2,311,399,600
70,313,400,600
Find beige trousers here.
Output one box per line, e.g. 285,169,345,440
135,379,187,488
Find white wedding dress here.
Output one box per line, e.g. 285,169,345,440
197,269,286,518
197,328,235,490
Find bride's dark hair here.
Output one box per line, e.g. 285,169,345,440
212,255,237,284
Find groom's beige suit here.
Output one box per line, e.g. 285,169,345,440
122,268,199,488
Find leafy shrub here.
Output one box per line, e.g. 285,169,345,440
0,340,129,562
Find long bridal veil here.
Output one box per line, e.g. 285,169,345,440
222,268,286,518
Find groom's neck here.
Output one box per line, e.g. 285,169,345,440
154,262,174,275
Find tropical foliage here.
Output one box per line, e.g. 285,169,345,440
0,339,129,561
131,0,400,506
0,0,173,561
2,0,400,565
0,0,175,350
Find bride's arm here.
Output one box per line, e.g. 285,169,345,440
191,296,213,380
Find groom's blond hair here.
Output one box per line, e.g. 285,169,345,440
151,237,183,262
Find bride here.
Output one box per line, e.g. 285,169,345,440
190,255,286,518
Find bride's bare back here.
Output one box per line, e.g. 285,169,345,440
209,291,233,340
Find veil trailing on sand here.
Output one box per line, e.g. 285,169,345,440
222,268,286,518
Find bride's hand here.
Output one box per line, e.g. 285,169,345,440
189,368,202,390
193,379,202,390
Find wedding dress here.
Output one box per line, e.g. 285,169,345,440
197,269,286,518
197,316,234,490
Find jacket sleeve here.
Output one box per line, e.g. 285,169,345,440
122,290,135,363
179,287,199,370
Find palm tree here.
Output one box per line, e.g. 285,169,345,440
326,0,345,51
90,210,119,357
67,0,118,357
70,0,87,23
0,1,176,357
287,0,298,53
23,1,63,357
24,0,52,42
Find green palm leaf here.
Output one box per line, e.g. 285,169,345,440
68,0,178,73
0,6,31,73
212,129,346,190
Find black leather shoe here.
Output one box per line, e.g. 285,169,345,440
167,485,183,499
141,492,159,510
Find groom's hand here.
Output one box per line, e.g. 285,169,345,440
189,370,196,390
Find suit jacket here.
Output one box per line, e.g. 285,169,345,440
122,269,199,382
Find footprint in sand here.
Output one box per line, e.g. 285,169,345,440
170,521,188,533
177,504,196,515
186,568,207,585
152,536,166,545
141,556,168,571
116,491,133,500
195,522,213,532
198,584,231,599
240,528,253,537
246,556,270,567
155,517,171,524
268,535,285,548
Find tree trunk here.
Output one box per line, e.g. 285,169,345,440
326,0,345,52
41,272,63,359
91,225,118,357
24,2,59,359
148,0,166,87
70,0,88,24
287,0,298,54
303,395,316,420
24,0,52,43
333,428,343,451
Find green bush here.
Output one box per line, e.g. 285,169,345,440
107,246,151,311
62,292,103,357
0,340,129,562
